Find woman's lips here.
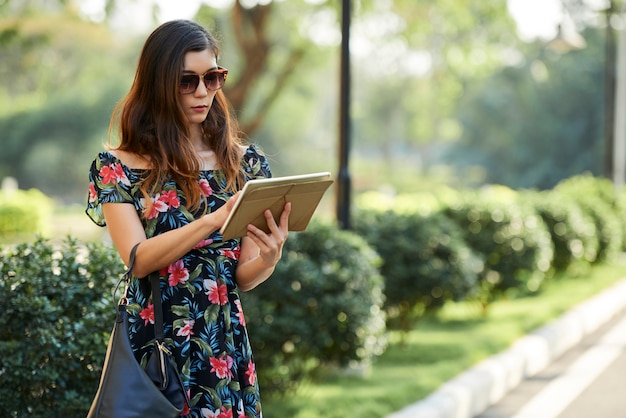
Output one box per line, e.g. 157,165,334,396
192,105,208,113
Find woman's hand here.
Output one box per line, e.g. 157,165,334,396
245,201,292,267
205,191,241,228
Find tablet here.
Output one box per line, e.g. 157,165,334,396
220,172,334,240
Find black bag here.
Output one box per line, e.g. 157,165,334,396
87,244,189,418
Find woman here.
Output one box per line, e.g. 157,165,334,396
86,19,290,417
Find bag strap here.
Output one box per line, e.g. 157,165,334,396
128,243,166,344
113,242,141,306
150,273,166,344
114,243,168,347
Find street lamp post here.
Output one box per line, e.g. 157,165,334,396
613,1,626,190
604,1,617,180
337,0,352,230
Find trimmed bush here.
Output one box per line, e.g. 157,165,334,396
524,190,597,272
554,175,623,263
353,209,482,331
241,222,386,395
441,186,553,307
0,237,123,418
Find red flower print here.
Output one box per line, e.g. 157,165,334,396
88,182,97,203
99,163,130,186
160,190,180,208
142,195,169,220
204,279,228,305
200,406,233,418
168,260,189,286
182,398,190,417
219,249,239,260
235,300,246,327
139,303,154,326
193,239,213,249
209,355,234,380
176,319,195,341
198,178,213,196
218,407,233,418
245,360,256,386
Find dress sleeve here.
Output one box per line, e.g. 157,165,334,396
85,152,137,227
242,144,272,180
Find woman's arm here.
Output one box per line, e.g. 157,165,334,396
235,202,291,291
103,194,239,278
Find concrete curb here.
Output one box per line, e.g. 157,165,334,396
387,277,626,418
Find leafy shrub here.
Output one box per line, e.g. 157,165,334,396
353,209,482,331
0,188,53,237
524,190,597,272
0,237,123,418
241,222,386,395
554,175,623,262
441,186,553,307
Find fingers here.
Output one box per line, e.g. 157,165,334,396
245,202,291,265
279,202,292,232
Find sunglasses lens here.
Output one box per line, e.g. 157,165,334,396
204,71,226,91
180,69,227,94
180,75,200,94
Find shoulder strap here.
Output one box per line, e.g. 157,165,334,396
150,273,166,343
113,242,141,306
114,243,166,343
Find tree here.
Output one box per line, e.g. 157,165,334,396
446,27,606,189
350,0,520,173
196,1,312,136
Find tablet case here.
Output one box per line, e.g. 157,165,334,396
220,172,334,240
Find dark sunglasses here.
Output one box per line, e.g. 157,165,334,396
179,67,228,94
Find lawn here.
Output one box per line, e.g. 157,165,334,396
262,260,626,417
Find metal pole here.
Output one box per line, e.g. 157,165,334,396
614,0,626,191
605,2,616,179
337,0,351,230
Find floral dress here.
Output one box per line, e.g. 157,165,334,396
86,144,270,418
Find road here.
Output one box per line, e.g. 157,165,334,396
476,309,626,418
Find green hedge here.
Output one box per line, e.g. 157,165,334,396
440,186,554,306
241,222,386,395
353,209,482,330
0,238,123,418
524,190,597,272
554,175,624,262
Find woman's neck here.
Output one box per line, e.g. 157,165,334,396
189,124,210,152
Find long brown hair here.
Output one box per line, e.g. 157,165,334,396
109,20,245,216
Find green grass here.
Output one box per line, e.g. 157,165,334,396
262,260,626,418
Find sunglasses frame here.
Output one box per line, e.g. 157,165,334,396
179,67,228,94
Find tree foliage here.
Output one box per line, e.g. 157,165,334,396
447,27,606,189
0,0,618,202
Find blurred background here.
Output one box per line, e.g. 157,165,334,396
5,2,626,417
0,0,624,236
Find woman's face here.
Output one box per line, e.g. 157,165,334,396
179,49,219,127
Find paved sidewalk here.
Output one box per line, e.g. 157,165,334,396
387,278,626,418
476,310,626,418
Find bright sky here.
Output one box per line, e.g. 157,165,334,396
508,0,563,41
508,0,609,41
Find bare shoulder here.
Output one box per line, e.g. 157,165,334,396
109,149,151,169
